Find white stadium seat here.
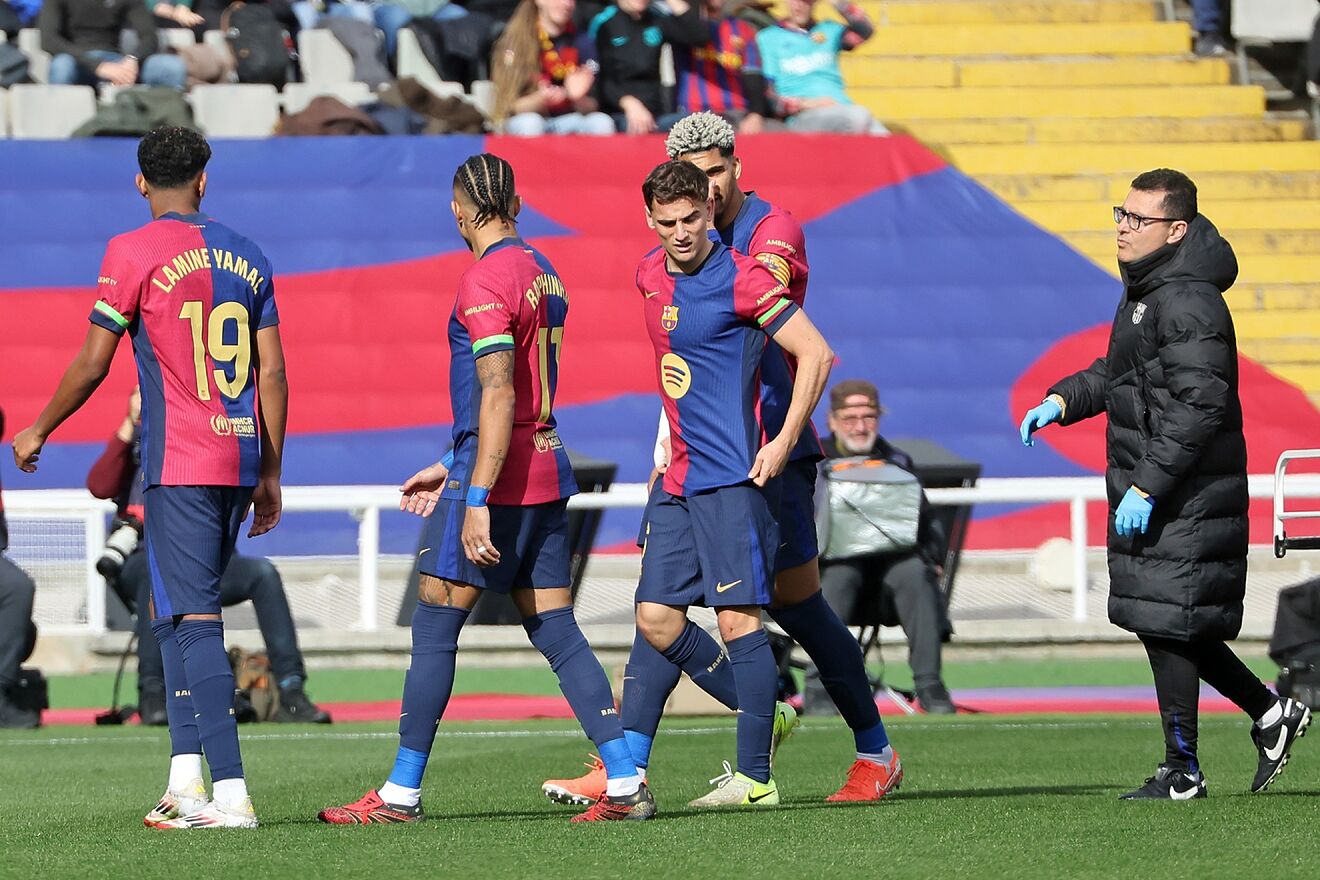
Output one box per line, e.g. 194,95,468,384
0,88,8,138
281,80,373,115
17,28,49,83
8,84,97,138
189,83,280,138
297,28,354,85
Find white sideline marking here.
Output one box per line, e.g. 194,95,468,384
0,717,1187,748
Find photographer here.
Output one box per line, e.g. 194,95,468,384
1,404,42,729
804,380,955,715
90,389,330,725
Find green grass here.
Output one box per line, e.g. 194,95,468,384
2,713,1318,878
48,653,1283,709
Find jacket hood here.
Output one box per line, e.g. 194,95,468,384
1119,213,1238,299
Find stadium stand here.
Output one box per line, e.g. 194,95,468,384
15,27,47,83
188,82,279,137
296,27,355,86
281,79,372,114
8,82,95,137
837,0,1320,410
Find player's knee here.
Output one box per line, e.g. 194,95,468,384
716,608,762,643
251,559,282,591
635,603,684,650
769,561,820,609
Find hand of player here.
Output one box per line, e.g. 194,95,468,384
462,505,500,567
11,427,45,473
247,475,282,537
400,460,449,517
748,437,791,487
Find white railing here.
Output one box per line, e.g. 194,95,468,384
7,470,1320,632
1274,449,1320,557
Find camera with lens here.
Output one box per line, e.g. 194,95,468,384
97,515,143,582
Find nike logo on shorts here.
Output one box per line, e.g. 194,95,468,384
715,580,743,593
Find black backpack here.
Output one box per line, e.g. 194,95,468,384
221,1,289,88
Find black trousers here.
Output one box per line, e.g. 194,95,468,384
1140,633,1276,771
116,548,308,695
0,554,37,690
809,552,946,690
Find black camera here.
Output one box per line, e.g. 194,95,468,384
97,516,142,582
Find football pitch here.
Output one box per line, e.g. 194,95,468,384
3,713,1319,879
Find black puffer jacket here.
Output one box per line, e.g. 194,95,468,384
1049,215,1247,641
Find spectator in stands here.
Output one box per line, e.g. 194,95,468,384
89,388,330,726
1191,0,1230,58
290,0,373,32
491,0,612,135
755,0,885,134
0,405,41,730
371,0,469,65
1,0,41,36
40,0,188,89
803,379,955,715
150,0,204,28
672,0,770,133
590,0,706,134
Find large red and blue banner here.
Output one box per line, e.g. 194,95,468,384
2,134,1317,555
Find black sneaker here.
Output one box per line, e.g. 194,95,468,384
1250,698,1311,793
917,683,957,715
275,685,332,724
138,686,168,727
0,691,40,730
1119,764,1206,800
1194,32,1232,57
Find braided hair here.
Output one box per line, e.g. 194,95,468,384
453,153,517,228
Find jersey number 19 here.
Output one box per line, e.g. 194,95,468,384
179,300,251,401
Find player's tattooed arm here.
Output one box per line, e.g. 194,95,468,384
471,349,515,491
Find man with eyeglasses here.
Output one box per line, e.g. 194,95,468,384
806,379,955,715
1019,168,1311,800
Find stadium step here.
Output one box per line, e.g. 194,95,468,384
944,142,1320,174
856,22,1190,56
979,171,1320,203
1222,310,1320,342
1073,253,1320,286
1016,200,1320,232
1064,230,1320,257
896,117,1305,145
1228,284,1320,313
839,56,1230,88
1239,336,1320,362
858,85,1262,120
854,0,1158,25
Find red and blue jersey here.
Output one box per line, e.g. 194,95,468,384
89,212,278,488
636,241,799,496
674,17,761,114
444,237,577,507
717,192,824,462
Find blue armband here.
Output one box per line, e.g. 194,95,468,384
466,485,489,508
440,450,454,469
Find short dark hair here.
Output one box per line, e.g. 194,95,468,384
1130,168,1197,221
642,160,709,211
137,126,211,189
453,152,517,227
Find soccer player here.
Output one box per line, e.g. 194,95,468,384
625,158,832,807
317,153,652,825
12,126,287,830
543,112,900,806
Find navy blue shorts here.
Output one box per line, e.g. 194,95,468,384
417,498,570,593
765,458,821,572
635,483,777,609
143,485,253,619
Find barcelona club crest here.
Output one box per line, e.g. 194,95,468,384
661,305,680,332
1132,302,1147,324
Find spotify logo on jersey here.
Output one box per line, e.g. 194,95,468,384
660,353,692,399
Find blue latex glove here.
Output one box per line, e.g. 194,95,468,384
1019,399,1063,447
1114,487,1153,537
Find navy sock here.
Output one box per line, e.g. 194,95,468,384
173,619,243,782
150,619,201,757
620,631,680,770
659,621,738,711
396,602,468,758
726,629,777,784
525,607,631,774
771,592,887,749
